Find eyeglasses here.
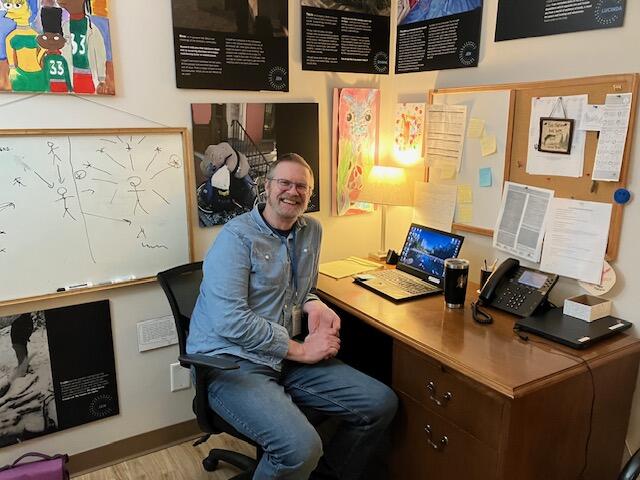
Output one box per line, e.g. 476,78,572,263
267,177,312,194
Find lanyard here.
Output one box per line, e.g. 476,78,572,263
288,229,298,293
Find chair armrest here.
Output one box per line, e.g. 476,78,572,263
179,353,239,371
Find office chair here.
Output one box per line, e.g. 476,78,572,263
619,447,640,480
157,262,261,479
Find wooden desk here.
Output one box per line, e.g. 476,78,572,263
316,274,640,480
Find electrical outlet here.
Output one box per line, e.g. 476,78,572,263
170,362,191,392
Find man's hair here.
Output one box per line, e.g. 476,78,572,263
267,153,314,187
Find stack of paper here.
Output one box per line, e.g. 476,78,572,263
319,257,382,279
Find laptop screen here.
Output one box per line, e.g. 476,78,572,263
397,224,464,284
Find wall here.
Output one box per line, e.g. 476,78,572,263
0,0,639,466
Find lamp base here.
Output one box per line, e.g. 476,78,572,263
368,250,387,261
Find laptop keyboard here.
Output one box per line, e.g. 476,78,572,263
375,270,438,294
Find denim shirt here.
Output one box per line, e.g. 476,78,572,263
187,205,322,371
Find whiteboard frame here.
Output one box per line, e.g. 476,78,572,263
428,86,515,236
0,127,195,307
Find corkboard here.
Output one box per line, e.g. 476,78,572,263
431,73,638,261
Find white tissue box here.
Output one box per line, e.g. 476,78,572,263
563,295,612,322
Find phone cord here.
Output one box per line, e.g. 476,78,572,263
471,301,493,324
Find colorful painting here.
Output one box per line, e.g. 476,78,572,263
332,87,380,216
0,0,114,95
394,102,425,164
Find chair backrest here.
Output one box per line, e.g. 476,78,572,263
157,262,204,358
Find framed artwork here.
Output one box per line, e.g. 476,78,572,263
191,102,319,227
332,87,380,216
538,117,574,154
0,0,115,95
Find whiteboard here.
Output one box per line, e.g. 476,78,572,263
0,129,192,304
430,89,513,232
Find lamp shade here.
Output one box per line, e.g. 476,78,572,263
358,165,413,206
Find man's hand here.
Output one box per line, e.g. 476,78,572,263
305,300,341,335
286,328,341,364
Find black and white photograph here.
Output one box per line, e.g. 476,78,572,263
0,312,57,448
171,0,289,91
192,102,320,227
0,300,118,449
301,0,391,16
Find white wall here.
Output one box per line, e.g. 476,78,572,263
1,0,639,464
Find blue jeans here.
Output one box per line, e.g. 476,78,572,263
206,356,398,480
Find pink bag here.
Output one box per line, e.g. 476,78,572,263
0,452,69,480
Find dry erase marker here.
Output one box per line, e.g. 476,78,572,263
56,282,91,292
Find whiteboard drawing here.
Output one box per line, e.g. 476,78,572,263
0,130,190,304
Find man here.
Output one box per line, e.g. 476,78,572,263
188,153,397,479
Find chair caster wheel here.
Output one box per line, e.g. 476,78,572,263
203,457,219,471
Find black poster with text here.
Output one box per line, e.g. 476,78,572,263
0,300,118,448
301,2,390,74
496,0,625,41
172,0,289,91
396,0,483,73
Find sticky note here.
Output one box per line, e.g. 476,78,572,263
456,204,473,223
481,133,497,156
479,167,492,187
467,118,485,138
457,184,473,204
436,164,457,180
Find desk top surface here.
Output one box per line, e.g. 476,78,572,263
317,274,640,398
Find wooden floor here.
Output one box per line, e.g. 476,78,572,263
74,434,256,480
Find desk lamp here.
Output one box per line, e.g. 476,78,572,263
358,165,414,261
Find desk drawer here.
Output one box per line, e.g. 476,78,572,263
391,392,498,480
392,342,505,447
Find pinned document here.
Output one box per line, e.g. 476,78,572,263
479,167,492,187
480,133,497,156
467,118,485,138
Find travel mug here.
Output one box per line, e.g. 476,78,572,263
444,258,469,308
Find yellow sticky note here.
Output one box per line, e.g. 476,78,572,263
481,133,497,156
436,164,457,180
456,204,473,223
457,184,473,204
467,118,485,138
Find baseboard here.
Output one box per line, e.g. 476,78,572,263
69,419,201,476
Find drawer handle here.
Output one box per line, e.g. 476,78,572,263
426,381,453,407
424,424,448,451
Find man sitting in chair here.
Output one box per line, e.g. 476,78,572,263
187,153,397,479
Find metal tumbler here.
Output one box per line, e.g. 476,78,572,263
443,258,469,308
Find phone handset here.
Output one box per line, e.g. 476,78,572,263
473,258,521,325
478,258,520,305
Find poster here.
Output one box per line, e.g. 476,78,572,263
331,87,380,216
396,0,483,73
496,0,625,41
301,1,390,74
172,0,288,91
0,300,118,448
0,0,115,94
191,103,319,227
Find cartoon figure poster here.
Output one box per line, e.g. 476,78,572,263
394,102,425,165
331,87,380,216
0,300,118,449
191,103,319,227
0,0,115,95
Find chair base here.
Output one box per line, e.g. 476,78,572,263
203,448,256,477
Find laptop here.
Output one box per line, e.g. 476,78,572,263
353,223,464,302
515,307,632,349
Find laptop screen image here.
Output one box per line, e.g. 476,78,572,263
397,224,465,285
